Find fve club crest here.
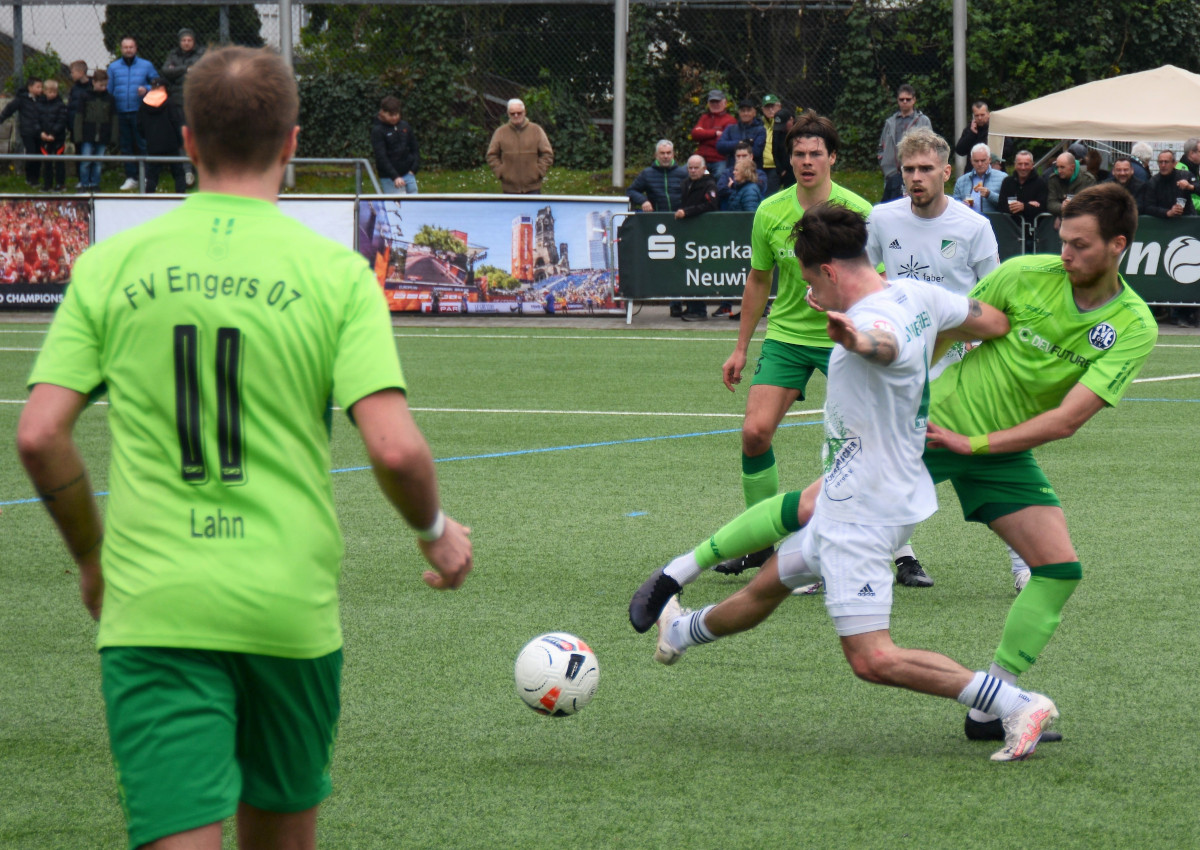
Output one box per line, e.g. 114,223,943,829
1088,322,1116,350
940,239,957,259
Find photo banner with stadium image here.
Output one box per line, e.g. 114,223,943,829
357,195,629,315
0,196,92,311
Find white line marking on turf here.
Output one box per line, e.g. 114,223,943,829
393,332,733,341
1132,372,1200,383
408,406,824,417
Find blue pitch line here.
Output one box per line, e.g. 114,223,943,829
1,420,825,507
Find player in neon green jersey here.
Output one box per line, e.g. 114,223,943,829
632,183,1155,744
17,47,472,850
715,111,871,576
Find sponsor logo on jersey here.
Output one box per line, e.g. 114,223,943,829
822,434,861,501
1088,322,1116,350
940,239,957,259
888,239,902,250
899,256,930,278
857,583,875,597
1016,326,1092,369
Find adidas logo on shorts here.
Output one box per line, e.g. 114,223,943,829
857,583,875,597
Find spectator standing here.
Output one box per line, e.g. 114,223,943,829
138,79,186,193
953,100,1016,163
1130,142,1154,183
0,77,44,188
760,94,786,195
1084,149,1109,184
486,99,553,194
65,61,91,142
371,96,420,195
1142,149,1195,219
724,158,763,212
997,149,1048,249
717,141,767,208
1101,156,1145,208
627,139,686,212
691,90,736,177
74,69,118,191
952,143,1006,213
674,154,719,321
36,80,69,192
1176,138,1200,208
1046,151,1097,222
17,45,472,850
878,84,932,202
108,35,158,191
161,27,205,187
716,99,766,171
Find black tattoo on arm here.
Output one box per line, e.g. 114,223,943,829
38,473,86,504
858,329,899,365
71,533,104,560
967,298,984,318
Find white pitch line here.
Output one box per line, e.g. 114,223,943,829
393,332,733,342
1132,372,1200,383
0,347,40,352
408,406,825,418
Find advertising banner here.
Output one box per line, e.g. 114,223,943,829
0,196,91,311
357,195,628,315
617,210,1200,304
616,212,755,300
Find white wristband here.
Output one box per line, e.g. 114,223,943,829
415,509,446,542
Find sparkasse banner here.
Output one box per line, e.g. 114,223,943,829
617,212,764,300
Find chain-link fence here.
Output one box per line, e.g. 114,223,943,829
3,1,1200,182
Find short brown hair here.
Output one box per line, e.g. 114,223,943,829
184,46,298,175
70,60,88,74
1061,183,1138,244
380,96,402,115
785,109,840,157
92,69,108,82
790,201,869,268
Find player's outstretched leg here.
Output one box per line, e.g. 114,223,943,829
629,490,806,633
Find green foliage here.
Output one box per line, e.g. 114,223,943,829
522,77,608,172
101,5,264,67
413,225,466,254
475,264,520,291
6,45,68,93
296,73,385,160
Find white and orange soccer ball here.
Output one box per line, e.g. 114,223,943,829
514,632,600,716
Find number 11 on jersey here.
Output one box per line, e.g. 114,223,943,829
173,324,246,485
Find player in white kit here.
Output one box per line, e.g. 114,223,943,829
647,201,1058,761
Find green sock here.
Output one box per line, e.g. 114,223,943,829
993,562,1082,674
741,447,778,509
695,491,803,569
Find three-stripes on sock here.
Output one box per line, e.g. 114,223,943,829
668,605,718,652
957,671,1025,719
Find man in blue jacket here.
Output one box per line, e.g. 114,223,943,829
107,35,158,191
716,100,766,171
627,139,686,212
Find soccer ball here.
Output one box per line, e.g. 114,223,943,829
514,632,600,716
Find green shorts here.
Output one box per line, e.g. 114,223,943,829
923,448,1061,524
101,646,342,849
750,338,832,399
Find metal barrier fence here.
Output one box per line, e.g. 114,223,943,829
0,153,381,193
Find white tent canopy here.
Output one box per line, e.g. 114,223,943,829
988,65,1200,156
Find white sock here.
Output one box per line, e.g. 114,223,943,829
894,543,915,561
1008,545,1030,576
663,551,702,586
958,670,1028,719
966,663,1017,722
667,605,717,652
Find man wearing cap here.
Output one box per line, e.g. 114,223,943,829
877,84,931,202
691,90,736,177
717,98,766,173
761,94,787,194
161,28,205,186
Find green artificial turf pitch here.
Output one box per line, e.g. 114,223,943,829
2,323,1198,848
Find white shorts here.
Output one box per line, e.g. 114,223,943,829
776,516,916,636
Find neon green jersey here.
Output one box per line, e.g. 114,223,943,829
29,193,405,658
750,181,873,347
930,255,1157,436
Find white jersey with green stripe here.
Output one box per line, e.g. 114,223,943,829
930,254,1157,437
29,192,405,658
750,181,873,347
